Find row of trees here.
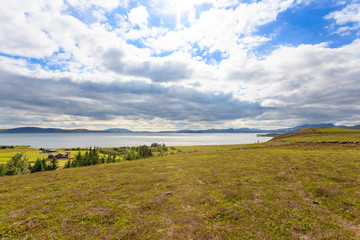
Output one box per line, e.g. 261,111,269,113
63,145,153,168
0,153,58,176
1,144,171,176
124,145,153,160
64,147,118,168
64,145,153,168
0,145,15,149
32,158,59,173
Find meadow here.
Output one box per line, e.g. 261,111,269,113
0,127,359,239
0,147,95,168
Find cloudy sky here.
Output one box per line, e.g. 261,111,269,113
0,0,359,131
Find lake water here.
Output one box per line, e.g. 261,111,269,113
0,133,272,148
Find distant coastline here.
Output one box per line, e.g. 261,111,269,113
1,123,359,134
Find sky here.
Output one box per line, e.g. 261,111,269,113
0,0,360,131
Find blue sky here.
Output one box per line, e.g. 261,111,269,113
0,0,360,130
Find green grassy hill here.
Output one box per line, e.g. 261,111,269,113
1,127,360,239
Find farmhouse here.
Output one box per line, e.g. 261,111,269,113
42,149,56,153
48,152,71,159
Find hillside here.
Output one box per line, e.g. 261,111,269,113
1,127,360,239
271,127,360,143
0,127,95,133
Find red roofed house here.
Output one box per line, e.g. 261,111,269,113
48,152,71,159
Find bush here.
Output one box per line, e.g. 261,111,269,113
5,153,31,176
151,143,168,152
124,148,139,160
138,145,152,158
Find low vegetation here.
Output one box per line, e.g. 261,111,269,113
0,144,173,176
0,128,359,239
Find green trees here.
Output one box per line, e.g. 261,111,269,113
65,147,108,168
150,143,168,152
49,158,59,171
124,148,139,160
4,153,31,176
138,145,152,158
1,144,168,177
124,145,152,160
31,158,45,173
1,154,59,176
31,158,58,173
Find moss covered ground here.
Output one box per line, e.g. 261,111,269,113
0,127,359,239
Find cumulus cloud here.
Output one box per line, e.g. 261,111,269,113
128,5,149,28
225,39,360,122
145,0,295,54
0,1,61,58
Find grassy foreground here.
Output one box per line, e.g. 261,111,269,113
0,127,360,239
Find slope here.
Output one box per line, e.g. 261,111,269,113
0,128,359,239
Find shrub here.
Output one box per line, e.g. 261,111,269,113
5,153,31,176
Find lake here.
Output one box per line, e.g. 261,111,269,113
0,133,272,148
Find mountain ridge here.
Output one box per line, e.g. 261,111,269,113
0,123,352,134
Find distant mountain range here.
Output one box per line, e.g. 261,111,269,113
1,123,359,134
0,127,100,133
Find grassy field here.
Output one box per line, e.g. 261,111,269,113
0,148,92,167
0,127,359,239
0,146,40,164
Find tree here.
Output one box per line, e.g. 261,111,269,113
5,153,31,176
64,159,71,168
42,159,49,171
32,158,45,173
124,148,139,160
138,145,152,158
49,158,59,170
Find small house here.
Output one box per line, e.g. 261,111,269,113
48,152,70,159
42,149,56,153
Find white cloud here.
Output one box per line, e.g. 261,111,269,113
144,0,295,56
128,5,149,28
92,9,107,22
223,39,360,122
65,0,127,11
0,1,62,58
325,3,360,35
326,3,360,25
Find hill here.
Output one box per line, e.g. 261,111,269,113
104,128,133,133
271,127,360,143
0,127,359,239
0,127,97,133
0,123,341,133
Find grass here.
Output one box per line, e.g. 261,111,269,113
0,127,360,239
0,147,45,164
0,148,105,167
271,127,360,143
